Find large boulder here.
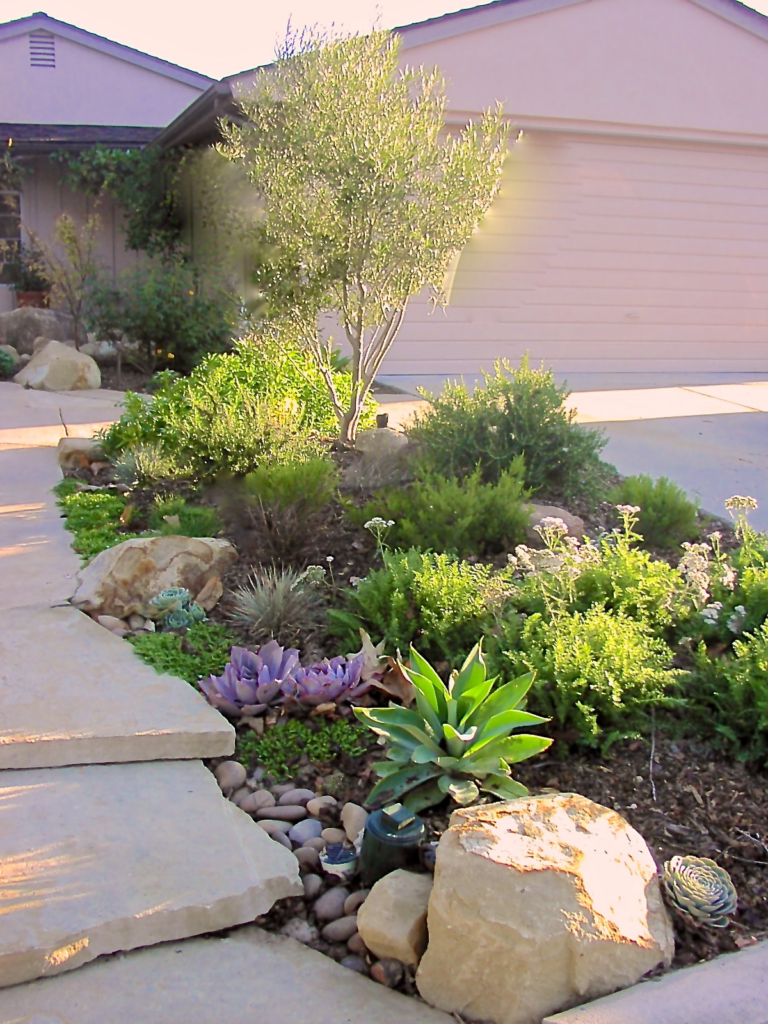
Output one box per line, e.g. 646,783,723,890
0,307,84,355
70,535,238,619
14,340,101,391
416,794,674,1024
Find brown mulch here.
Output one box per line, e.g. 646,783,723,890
98,364,154,393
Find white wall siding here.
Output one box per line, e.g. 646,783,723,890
386,132,768,375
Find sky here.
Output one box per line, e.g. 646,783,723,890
3,0,768,79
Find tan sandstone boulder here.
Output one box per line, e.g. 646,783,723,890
70,535,238,619
416,794,674,1024
14,339,101,391
57,436,104,471
527,503,585,544
356,869,433,966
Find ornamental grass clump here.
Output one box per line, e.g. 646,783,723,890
355,643,552,811
662,856,738,928
228,566,326,646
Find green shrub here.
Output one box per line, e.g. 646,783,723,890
241,718,371,778
243,458,339,510
505,606,681,749
329,548,512,666
407,357,608,501
348,461,530,558
685,627,768,767
609,475,699,549
148,496,222,537
99,337,376,479
128,622,234,686
0,349,16,379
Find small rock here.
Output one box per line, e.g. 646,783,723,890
239,790,276,814
288,818,324,845
371,958,404,988
272,831,292,850
527,503,585,544
195,575,223,611
341,803,368,842
213,761,246,794
57,436,103,470
271,783,297,798
347,931,367,955
280,919,318,945
322,915,359,943
256,819,293,836
96,614,129,636
294,847,320,870
306,795,337,817
256,805,307,823
127,613,145,631
340,955,368,974
230,787,251,807
344,890,369,916
357,868,432,966
314,886,350,922
325,943,349,961
303,874,323,900
321,827,347,845
302,837,326,852
279,788,316,807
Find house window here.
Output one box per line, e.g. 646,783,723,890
0,192,21,285
29,31,56,68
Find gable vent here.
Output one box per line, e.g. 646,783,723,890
29,31,55,68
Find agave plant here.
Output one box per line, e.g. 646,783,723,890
354,643,552,811
148,587,206,631
200,640,300,717
662,856,738,928
281,654,370,708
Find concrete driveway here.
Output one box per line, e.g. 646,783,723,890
377,372,768,532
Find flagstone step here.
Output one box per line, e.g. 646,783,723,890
544,941,768,1024
0,925,454,1023
0,604,234,768
0,760,301,988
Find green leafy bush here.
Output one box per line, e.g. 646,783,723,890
609,475,699,549
56,488,134,563
506,606,681,749
148,496,222,537
128,622,234,686
686,626,768,767
355,643,552,811
407,357,608,501
329,548,512,666
241,718,371,778
99,337,375,479
348,461,530,558
243,458,339,510
0,349,16,379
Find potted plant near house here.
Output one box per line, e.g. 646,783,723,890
5,244,50,307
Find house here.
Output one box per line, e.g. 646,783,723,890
389,0,768,378
0,12,212,312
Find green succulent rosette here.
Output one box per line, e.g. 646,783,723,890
662,855,737,928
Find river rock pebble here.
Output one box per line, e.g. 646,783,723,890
322,915,359,943
341,802,368,841
341,955,368,974
371,958,405,988
294,847,320,870
97,614,129,636
279,788,316,806
230,787,251,807
127,613,146,631
326,943,349,961
288,818,324,845
256,804,307,823
347,931,367,955
314,886,349,922
280,919,319,945
306,795,337,816
214,761,246,793
272,830,292,850
239,790,277,814
321,827,347,845
303,874,323,900
344,889,369,915
271,783,297,798
303,837,326,852
256,819,292,836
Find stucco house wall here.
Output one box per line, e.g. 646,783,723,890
385,0,768,376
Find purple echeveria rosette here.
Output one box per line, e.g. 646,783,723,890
201,640,300,716
280,653,370,707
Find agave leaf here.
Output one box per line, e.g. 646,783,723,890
371,759,409,778
469,710,550,753
411,744,440,764
406,649,449,718
480,775,529,800
366,763,443,809
402,778,446,814
451,643,486,703
440,776,480,805
413,688,444,744
456,677,496,725
443,722,476,758
462,734,553,771
354,708,442,754
463,673,536,730
434,755,460,770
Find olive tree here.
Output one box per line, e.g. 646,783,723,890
219,28,509,444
